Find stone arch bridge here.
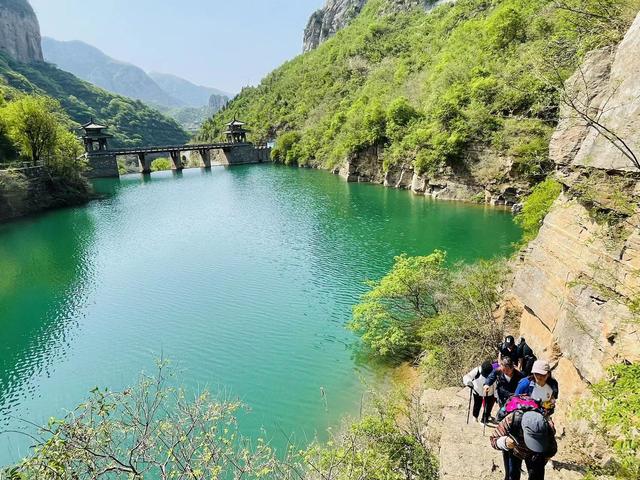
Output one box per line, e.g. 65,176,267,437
81,119,271,178
86,141,271,178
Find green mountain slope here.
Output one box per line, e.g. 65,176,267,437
0,52,189,148
199,0,639,188
42,38,182,108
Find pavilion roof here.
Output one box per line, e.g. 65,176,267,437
81,119,108,130
226,118,246,127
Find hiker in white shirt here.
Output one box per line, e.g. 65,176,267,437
463,360,496,423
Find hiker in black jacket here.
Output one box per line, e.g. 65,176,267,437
484,357,524,407
517,337,537,376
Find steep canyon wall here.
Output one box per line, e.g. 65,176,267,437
508,12,640,400
0,0,43,63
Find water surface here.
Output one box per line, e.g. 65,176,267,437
0,165,521,464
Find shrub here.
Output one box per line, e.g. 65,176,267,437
349,251,449,360
515,178,563,243
575,363,640,479
4,362,280,479
150,157,173,172
271,131,302,165
350,250,509,382
303,393,438,480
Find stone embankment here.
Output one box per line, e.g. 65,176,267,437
0,166,91,223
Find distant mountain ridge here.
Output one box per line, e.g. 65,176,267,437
149,72,230,108
42,38,183,108
41,37,230,131
0,2,188,148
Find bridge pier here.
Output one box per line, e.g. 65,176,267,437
138,153,151,174
218,144,269,165
199,149,211,168
170,151,183,171
86,153,118,178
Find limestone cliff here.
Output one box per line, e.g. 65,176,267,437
509,12,640,401
303,0,453,52
303,0,367,52
337,144,526,207
0,0,43,63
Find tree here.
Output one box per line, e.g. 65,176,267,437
0,95,63,165
5,361,280,480
349,251,449,360
349,250,509,384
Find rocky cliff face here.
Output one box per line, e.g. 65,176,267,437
336,144,526,206
303,0,367,52
508,12,640,401
303,0,453,52
0,0,43,63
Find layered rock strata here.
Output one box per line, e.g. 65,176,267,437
509,12,640,399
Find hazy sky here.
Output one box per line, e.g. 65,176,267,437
29,0,322,93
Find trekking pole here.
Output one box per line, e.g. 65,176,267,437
482,399,488,436
466,386,473,425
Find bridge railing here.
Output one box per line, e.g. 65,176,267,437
99,142,252,156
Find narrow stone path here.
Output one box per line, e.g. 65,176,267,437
421,388,586,480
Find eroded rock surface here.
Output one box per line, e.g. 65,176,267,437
303,0,367,53
511,12,640,397
0,0,43,63
303,0,455,52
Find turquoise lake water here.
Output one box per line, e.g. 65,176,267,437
0,164,521,465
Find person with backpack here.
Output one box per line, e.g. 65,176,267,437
462,360,496,423
498,335,520,365
517,337,537,376
490,410,557,480
484,357,524,407
515,360,558,413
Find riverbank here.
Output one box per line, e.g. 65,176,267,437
0,166,92,223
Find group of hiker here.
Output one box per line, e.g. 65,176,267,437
461,335,559,480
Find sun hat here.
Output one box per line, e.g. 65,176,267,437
521,411,552,453
531,360,551,375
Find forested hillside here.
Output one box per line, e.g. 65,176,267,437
199,0,639,193
0,53,189,148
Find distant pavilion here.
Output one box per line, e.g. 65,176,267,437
224,118,250,143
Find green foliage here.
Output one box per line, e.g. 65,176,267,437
515,178,563,243
271,131,302,165
4,362,438,480
0,94,87,180
0,52,189,148
419,259,508,386
199,0,640,183
4,362,279,479
576,363,640,479
0,94,63,163
349,250,508,383
350,251,449,360
150,157,173,172
303,394,438,480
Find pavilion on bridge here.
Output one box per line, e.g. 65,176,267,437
224,118,249,143
80,119,113,153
